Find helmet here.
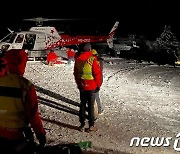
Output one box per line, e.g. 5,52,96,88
92,49,98,55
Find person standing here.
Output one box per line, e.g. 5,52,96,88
66,48,76,64
73,43,102,132
0,50,46,153
92,49,104,115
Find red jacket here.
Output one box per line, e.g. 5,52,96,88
47,51,58,62
24,83,46,137
67,49,75,59
74,51,102,90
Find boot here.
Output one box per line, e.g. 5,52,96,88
87,126,98,132
78,124,85,132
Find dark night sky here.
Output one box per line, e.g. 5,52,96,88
0,1,179,40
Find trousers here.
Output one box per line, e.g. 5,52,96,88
79,90,96,127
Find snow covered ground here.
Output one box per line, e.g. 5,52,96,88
24,56,180,154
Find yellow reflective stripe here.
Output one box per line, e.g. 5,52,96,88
87,57,94,66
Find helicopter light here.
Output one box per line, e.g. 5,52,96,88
1,44,10,51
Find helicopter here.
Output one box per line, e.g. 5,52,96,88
0,17,119,59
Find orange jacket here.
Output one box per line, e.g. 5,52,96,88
74,51,102,90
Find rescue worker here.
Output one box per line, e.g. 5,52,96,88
92,49,103,81
73,43,102,132
46,50,59,66
0,50,46,153
92,49,103,115
66,48,76,64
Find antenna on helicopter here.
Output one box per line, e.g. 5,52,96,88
0,28,14,43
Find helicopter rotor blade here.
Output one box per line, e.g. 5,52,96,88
23,17,83,26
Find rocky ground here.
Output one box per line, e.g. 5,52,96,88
24,56,180,154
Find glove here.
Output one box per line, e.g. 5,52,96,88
36,133,46,147
95,87,100,92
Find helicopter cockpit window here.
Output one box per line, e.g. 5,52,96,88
9,33,17,43
15,34,24,43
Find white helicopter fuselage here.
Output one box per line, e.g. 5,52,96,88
0,21,119,59
0,26,61,57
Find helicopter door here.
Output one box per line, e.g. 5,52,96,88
23,34,36,50
12,34,25,49
33,34,46,50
